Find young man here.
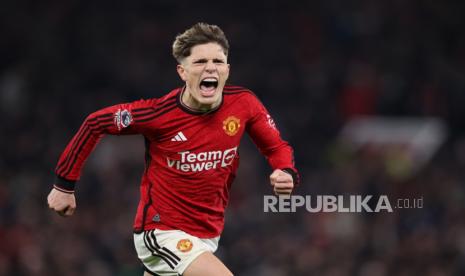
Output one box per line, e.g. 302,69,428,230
47,23,299,276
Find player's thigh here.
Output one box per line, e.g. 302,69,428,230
183,251,233,276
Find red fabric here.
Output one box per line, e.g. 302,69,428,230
54,85,298,238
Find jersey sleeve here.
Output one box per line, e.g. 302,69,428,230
53,98,158,193
245,94,300,185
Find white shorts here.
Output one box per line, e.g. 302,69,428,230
133,229,220,276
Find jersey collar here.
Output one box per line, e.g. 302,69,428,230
176,86,223,115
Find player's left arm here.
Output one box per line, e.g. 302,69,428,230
245,94,300,195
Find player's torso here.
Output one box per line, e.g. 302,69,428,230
145,89,251,176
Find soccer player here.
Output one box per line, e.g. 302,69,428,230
47,23,299,276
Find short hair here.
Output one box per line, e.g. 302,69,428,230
172,23,229,63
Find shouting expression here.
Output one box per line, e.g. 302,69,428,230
177,42,230,111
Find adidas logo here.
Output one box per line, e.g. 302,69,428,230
171,131,187,142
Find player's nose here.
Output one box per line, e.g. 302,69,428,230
204,60,217,73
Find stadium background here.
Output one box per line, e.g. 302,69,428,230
1,0,465,275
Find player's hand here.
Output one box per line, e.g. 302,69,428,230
270,169,294,196
47,188,76,217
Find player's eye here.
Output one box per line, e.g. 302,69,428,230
193,59,208,64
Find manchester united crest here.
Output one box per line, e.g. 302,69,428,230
223,116,241,136
176,239,193,253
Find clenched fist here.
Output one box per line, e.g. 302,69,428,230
47,188,76,217
270,169,294,196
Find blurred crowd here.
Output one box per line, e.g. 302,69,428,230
1,0,465,275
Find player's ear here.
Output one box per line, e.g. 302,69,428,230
177,64,187,81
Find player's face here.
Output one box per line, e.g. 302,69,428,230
177,42,230,110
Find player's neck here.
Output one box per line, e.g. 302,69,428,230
181,89,221,112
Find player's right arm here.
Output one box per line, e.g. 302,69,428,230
48,98,164,216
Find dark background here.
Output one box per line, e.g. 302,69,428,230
1,0,465,275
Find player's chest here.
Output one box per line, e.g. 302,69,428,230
149,110,247,152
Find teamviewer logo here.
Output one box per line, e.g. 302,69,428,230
221,147,237,167
166,147,238,172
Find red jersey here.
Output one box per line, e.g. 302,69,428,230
54,85,299,238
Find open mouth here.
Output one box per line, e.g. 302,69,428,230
199,78,218,96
